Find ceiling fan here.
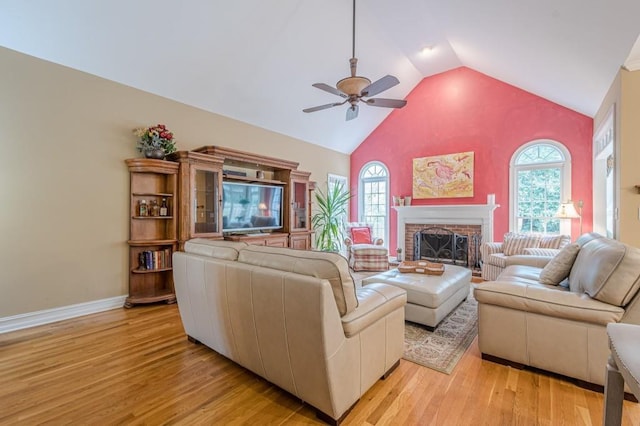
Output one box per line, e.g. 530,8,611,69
303,0,407,121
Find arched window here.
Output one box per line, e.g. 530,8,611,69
359,162,389,245
510,141,572,234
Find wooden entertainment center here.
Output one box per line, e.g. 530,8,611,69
170,145,314,249
125,146,314,307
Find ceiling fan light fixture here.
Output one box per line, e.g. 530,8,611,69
337,76,371,96
302,0,406,120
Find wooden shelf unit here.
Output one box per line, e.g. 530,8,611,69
125,159,179,308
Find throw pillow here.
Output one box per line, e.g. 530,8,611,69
539,243,580,285
539,234,571,249
503,234,542,256
351,227,372,244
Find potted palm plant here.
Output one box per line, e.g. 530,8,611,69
312,182,353,252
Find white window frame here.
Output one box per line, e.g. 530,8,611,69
327,173,348,194
509,140,572,235
358,161,389,246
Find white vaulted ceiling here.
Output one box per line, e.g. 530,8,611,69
1,0,639,153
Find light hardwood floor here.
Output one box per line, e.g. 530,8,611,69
1,305,639,425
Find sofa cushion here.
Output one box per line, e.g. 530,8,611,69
184,238,248,260
523,247,561,257
539,234,571,249
505,255,554,269
503,234,542,256
237,245,358,316
498,265,546,286
569,238,640,306
350,244,387,254
539,243,580,285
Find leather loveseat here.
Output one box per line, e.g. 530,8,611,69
474,233,640,388
173,239,407,424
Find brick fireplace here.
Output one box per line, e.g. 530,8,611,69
394,202,499,270
407,223,482,267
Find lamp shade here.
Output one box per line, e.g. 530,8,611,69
556,202,581,219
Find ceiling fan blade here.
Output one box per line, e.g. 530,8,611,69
312,83,348,98
346,104,359,121
303,102,344,113
361,75,400,97
365,98,407,109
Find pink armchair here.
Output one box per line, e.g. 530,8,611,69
344,222,388,271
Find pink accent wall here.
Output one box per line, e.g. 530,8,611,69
350,67,593,250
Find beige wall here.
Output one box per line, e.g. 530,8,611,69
619,69,640,247
0,47,349,317
593,68,640,248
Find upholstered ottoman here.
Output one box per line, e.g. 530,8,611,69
362,265,471,330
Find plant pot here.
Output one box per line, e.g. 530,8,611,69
144,148,165,159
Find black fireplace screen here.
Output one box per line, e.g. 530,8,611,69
413,227,470,267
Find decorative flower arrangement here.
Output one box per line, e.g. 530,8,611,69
133,124,177,156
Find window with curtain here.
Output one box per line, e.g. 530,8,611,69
359,162,389,244
510,141,571,234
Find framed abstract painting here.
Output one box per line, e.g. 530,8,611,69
412,151,474,199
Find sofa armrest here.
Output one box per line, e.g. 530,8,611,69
505,255,553,268
481,242,504,259
523,248,561,257
341,283,407,337
473,281,624,326
373,237,384,246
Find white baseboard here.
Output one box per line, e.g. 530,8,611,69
0,295,127,334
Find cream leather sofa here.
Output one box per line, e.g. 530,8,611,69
474,233,640,388
173,239,407,425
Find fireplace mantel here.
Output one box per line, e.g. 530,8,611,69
394,204,499,253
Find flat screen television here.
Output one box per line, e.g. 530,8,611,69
222,181,284,233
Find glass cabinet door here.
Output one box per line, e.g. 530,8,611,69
193,168,220,235
291,180,308,231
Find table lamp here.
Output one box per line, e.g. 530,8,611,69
556,200,582,235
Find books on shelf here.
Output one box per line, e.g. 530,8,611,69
138,248,172,271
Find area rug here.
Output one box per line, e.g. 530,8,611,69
352,271,478,375
403,295,477,374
